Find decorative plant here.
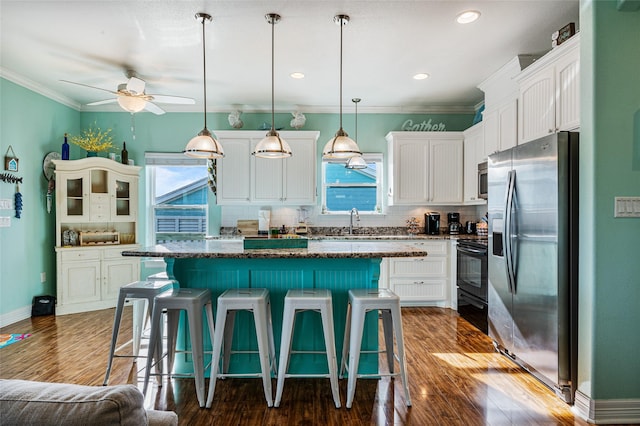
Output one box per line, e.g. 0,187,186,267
69,123,114,152
406,217,420,235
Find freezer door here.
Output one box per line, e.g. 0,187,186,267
487,148,513,350
511,134,561,386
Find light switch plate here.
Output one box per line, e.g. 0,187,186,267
614,197,640,218
0,217,10,227
0,199,12,210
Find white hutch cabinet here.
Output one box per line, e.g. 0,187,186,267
53,158,141,315
215,131,319,205
386,132,463,205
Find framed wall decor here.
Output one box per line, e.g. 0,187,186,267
4,145,19,172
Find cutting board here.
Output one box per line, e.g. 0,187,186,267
237,220,259,236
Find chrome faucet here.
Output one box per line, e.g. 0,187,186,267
349,208,360,235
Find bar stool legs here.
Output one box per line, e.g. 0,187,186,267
274,289,341,408
103,280,175,386
340,288,411,409
206,288,276,408
142,288,215,408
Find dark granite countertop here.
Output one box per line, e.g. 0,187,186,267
122,239,428,259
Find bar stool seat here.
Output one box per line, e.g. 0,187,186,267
103,279,175,386
143,288,215,408
274,289,341,408
206,288,276,408
340,288,411,408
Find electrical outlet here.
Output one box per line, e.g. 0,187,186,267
40,272,47,283
614,197,640,218
0,199,12,210
0,217,10,227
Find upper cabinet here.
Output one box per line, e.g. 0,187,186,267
215,131,319,206
462,123,485,204
53,158,141,245
386,132,463,205
516,34,580,144
478,55,539,159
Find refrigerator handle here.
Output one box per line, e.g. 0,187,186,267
504,170,516,294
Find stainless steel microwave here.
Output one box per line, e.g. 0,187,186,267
478,161,488,200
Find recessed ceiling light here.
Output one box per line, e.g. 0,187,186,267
413,73,429,80
456,10,481,24
290,72,305,79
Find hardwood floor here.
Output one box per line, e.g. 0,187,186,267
0,307,590,425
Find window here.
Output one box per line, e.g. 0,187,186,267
321,153,383,214
145,153,211,244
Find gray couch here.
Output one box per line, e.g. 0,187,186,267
0,379,177,425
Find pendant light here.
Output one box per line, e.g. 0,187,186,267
323,14,362,160
184,12,224,159
252,13,292,159
345,98,367,169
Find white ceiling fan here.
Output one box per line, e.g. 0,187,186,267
61,70,195,115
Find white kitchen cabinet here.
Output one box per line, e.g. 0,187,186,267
481,99,518,158
517,34,580,144
462,123,486,204
215,131,319,205
386,240,451,307
53,158,141,315
386,132,463,205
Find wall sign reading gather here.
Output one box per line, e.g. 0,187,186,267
401,119,446,131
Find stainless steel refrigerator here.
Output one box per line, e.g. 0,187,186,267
487,131,578,403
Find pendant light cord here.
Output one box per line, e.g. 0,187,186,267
201,14,208,131
339,17,344,130
271,18,275,131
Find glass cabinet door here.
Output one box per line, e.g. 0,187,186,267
59,171,90,221
110,174,137,221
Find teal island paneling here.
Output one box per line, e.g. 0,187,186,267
166,257,381,376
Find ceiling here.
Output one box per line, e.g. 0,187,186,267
0,1,579,114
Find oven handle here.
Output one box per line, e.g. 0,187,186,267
459,291,486,310
456,246,487,256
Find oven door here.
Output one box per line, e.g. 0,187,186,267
456,245,488,301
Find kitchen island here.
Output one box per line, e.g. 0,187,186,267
123,239,427,375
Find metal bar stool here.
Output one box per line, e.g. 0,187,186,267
274,289,341,408
205,288,277,408
103,279,175,386
340,288,411,408
142,288,215,408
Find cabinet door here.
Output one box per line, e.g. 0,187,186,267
102,258,139,301
282,136,316,204
253,153,283,202
60,260,101,305
519,66,555,143
463,124,483,202
57,171,90,222
498,100,518,151
216,138,252,204
430,138,463,203
482,109,499,158
389,139,430,204
110,173,138,221
555,49,580,131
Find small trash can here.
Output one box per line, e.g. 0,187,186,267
31,295,56,316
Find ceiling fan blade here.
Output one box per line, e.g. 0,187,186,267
60,80,118,95
144,101,166,115
126,77,146,95
148,94,196,105
87,98,118,106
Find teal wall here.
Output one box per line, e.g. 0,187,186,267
0,79,80,316
578,0,640,400
0,77,473,317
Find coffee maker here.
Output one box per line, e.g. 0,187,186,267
447,212,461,235
424,212,440,235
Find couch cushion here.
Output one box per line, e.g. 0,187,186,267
0,379,148,426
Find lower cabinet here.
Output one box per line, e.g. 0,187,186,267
55,246,140,315
382,240,453,307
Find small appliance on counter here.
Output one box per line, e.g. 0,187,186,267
424,212,440,235
258,209,271,235
465,221,477,235
447,212,461,235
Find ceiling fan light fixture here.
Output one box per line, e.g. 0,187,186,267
117,95,146,113
323,14,362,160
184,12,224,159
253,13,291,159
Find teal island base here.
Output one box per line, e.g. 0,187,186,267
166,256,382,376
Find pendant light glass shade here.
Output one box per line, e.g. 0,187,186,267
184,12,224,159
323,15,362,160
253,13,292,159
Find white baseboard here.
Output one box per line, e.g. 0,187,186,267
0,305,32,328
574,390,640,424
